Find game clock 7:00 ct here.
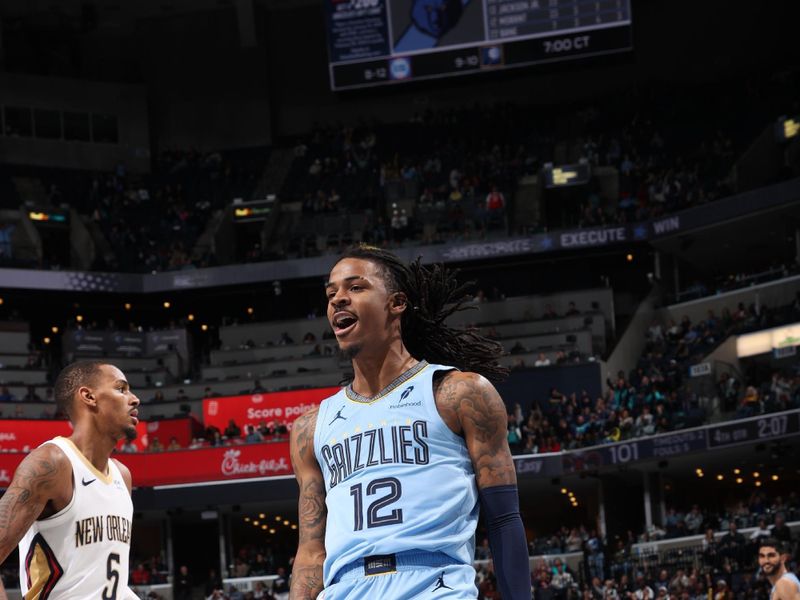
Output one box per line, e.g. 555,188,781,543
325,0,633,90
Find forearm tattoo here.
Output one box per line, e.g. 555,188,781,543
290,410,327,600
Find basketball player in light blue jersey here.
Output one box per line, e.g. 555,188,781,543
290,245,530,599
758,538,800,600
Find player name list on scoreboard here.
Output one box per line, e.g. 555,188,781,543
486,0,630,41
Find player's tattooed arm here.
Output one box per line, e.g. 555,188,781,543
435,371,517,489
0,444,71,565
289,407,327,600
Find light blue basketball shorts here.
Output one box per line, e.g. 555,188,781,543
321,550,477,600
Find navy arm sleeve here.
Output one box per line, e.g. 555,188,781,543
479,484,531,600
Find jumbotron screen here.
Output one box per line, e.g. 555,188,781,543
325,0,633,90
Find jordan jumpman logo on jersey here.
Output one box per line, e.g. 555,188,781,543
432,572,453,592
328,407,347,426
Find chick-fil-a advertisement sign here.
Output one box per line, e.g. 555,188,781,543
0,441,292,488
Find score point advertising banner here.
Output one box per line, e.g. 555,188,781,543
202,387,340,432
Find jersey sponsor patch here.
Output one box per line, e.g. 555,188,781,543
364,554,396,576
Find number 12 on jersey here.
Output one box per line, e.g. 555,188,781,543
349,477,403,530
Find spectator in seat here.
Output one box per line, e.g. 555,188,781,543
22,386,42,402
770,513,792,542
232,557,250,578
713,579,731,600
749,517,771,540
534,353,551,367
584,529,604,580
252,379,266,393
245,424,263,444
250,553,272,576
174,565,192,600
224,419,242,439
167,436,181,451
633,574,653,600
120,432,137,453
684,504,703,534
258,420,273,438
0,387,16,402
510,341,527,354
131,563,151,586
253,580,275,599
719,521,745,565
738,386,760,417
565,302,580,316
228,585,245,600
149,437,164,452
542,304,559,319
485,185,506,230
551,558,575,594
506,415,522,453
204,568,224,598
272,566,290,600
634,406,655,436
647,320,664,344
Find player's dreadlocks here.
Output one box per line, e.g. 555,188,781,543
336,244,509,382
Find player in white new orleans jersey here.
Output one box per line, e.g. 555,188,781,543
290,245,531,600
758,538,800,600
19,437,133,599
0,361,141,600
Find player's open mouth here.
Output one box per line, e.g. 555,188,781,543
332,312,358,336
130,410,139,425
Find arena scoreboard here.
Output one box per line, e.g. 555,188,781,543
325,0,632,90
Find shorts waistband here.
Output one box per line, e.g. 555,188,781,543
332,551,456,583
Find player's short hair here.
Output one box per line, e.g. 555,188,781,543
53,360,109,419
758,537,787,555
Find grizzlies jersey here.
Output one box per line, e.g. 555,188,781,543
772,573,800,600
19,437,133,600
314,362,479,586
